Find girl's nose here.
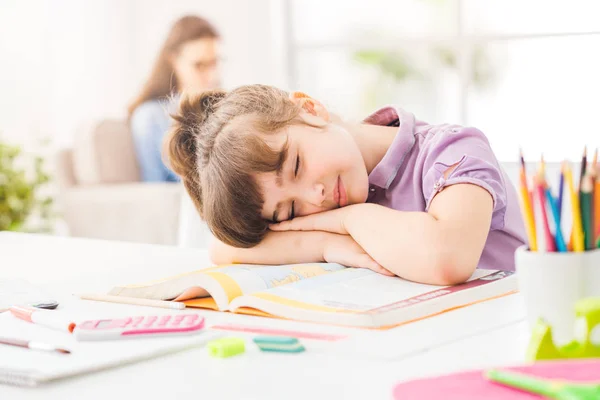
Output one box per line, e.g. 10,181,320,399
308,183,326,206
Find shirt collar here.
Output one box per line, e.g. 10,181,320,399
363,106,417,189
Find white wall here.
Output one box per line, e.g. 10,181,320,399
0,0,286,147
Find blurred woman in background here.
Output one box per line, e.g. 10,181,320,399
129,15,221,182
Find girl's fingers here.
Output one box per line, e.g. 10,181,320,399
334,253,394,277
360,256,395,276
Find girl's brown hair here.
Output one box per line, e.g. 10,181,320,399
164,85,303,247
128,15,219,116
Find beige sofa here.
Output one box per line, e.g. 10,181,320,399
54,120,183,245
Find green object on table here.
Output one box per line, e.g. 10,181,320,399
526,297,600,361
486,369,600,400
253,336,305,353
207,337,245,358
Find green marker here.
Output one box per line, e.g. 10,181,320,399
486,369,600,400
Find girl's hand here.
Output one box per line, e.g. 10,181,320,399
322,234,394,276
269,204,362,235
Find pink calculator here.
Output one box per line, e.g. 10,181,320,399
73,314,205,341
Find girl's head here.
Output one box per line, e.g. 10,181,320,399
165,85,369,247
129,15,220,115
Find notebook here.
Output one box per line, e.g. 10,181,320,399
392,360,600,399
0,313,221,387
109,263,517,329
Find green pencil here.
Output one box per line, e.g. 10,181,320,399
581,174,594,250
486,369,600,399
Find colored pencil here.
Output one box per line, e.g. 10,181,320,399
545,187,567,252
519,150,537,251
581,173,594,250
534,172,556,252
596,169,600,242
591,149,597,242
557,167,564,222
564,162,585,252
580,146,587,187
78,294,186,309
519,148,526,171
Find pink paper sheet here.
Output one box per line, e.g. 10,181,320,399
393,360,600,400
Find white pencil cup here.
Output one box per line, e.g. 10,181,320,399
515,245,600,344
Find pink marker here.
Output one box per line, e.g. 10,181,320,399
9,306,76,333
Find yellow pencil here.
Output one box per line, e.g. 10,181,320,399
564,162,585,252
519,169,537,252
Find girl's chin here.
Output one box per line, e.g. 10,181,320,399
354,188,370,204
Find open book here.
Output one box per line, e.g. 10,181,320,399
109,264,517,329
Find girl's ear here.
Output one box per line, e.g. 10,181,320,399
289,91,330,126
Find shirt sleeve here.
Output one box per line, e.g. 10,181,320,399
130,101,179,182
421,126,508,230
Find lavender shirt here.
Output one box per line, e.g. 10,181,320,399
364,106,526,271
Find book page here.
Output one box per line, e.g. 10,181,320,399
241,268,504,312
205,263,347,297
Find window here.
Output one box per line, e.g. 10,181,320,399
285,0,600,161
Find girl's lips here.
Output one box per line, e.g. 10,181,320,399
333,177,340,205
338,176,348,207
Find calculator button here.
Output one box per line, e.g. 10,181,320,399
109,318,131,328
79,321,97,329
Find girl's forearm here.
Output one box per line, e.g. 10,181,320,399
209,230,328,265
345,203,472,285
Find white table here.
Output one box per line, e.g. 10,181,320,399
0,232,530,399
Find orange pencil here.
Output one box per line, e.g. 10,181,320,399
595,162,600,240
591,148,598,240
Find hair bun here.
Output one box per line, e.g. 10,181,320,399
172,90,227,128
163,90,227,217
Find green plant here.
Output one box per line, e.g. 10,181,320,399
352,44,494,115
0,140,55,232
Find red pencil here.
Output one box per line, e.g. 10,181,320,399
534,171,556,252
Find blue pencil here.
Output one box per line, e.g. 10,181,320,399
557,170,564,224
545,188,567,252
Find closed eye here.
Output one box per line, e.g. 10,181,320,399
289,154,299,220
